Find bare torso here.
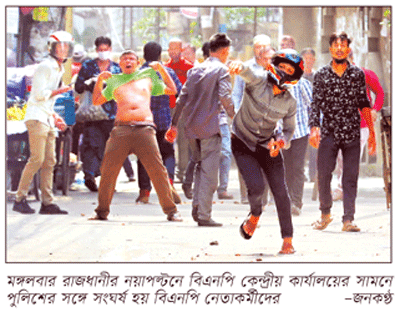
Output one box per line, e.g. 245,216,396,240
113,77,154,123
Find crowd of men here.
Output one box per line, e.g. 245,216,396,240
11,29,384,255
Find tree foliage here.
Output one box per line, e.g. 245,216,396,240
222,7,273,29
132,8,167,45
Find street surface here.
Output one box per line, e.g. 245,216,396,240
6,168,391,263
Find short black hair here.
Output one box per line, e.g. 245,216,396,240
143,41,162,62
209,33,231,53
329,32,352,47
95,36,112,48
202,41,210,58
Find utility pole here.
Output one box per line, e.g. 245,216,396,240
122,7,126,48
63,6,73,85
156,8,161,44
130,8,134,49
253,7,257,37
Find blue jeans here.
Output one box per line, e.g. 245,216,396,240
217,123,232,194
232,135,293,238
138,129,175,191
123,158,134,177
317,134,360,222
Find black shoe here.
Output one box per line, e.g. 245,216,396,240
84,178,98,192
291,204,302,216
13,199,35,214
218,192,234,200
39,203,68,215
197,218,222,227
192,205,199,222
182,184,193,199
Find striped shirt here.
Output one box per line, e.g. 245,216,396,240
288,78,313,139
140,63,182,131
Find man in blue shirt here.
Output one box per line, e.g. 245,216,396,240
136,41,182,204
232,35,272,205
75,36,134,192
276,36,313,216
281,78,313,215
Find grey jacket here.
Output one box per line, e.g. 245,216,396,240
172,57,235,140
232,64,297,152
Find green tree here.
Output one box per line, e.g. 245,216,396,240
222,7,270,29
131,8,167,45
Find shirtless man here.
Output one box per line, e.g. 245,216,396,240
89,50,182,222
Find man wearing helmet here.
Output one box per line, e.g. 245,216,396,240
12,31,73,215
228,48,304,254
48,31,75,63
232,34,273,206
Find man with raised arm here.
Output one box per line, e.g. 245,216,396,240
228,48,305,254
89,50,182,222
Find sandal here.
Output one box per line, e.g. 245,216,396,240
278,242,295,255
167,211,183,222
342,221,360,232
312,215,333,230
239,213,260,240
88,214,108,221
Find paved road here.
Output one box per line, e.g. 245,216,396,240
6,169,391,263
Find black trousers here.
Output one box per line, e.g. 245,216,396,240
317,134,361,222
137,129,175,191
232,135,293,239
80,120,134,179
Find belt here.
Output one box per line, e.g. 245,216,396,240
114,120,156,128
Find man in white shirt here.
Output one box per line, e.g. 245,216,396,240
13,31,73,215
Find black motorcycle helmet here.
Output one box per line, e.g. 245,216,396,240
268,49,304,88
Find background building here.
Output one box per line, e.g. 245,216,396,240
6,6,391,177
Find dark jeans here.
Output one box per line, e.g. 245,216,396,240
123,158,134,178
138,129,175,191
282,135,309,208
80,120,133,180
232,135,293,238
71,121,85,155
182,157,196,188
317,134,361,222
80,120,114,178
